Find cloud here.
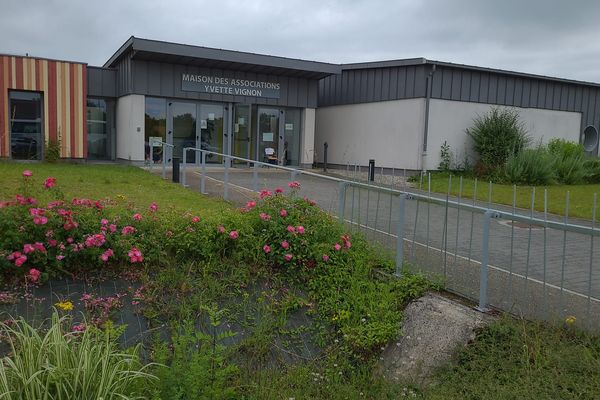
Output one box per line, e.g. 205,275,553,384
1,0,599,82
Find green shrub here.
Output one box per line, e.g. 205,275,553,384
439,141,453,171
585,158,600,183
44,138,61,163
504,147,555,185
547,138,585,159
0,312,155,399
467,108,530,176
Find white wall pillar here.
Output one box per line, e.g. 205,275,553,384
300,108,316,168
116,94,145,162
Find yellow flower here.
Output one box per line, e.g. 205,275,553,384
55,300,73,311
565,315,576,325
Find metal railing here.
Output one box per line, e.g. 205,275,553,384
163,151,600,330
148,141,175,179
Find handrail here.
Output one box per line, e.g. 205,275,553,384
179,147,600,236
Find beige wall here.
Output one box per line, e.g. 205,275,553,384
300,108,316,167
116,94,145,162
315,98,426,169
425,99,583,170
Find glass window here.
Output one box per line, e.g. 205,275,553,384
10,91,43,160
87,98,110,160
145,97,167,163
284,108,301,166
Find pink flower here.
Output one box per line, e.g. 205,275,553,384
275,187,284,194
281,240,290,250
23,244,35,254
334,243,342,251
33,242,46,253
165,230,173,237
229,230,239,240
15,256,27,267
28,268,41,282
263,244,271,254
128,247,143,263
259,213,271,221
287,225,296,233
246,200,257,209
259,190,273,199
22,170,32,178
66,237,74,244
191,216,200,223
56,255,65,261
33,216,48,225
100,218,109,225
48,239,57,247
288,181,301,189
72,323,86,332
85,234,105,248
44,177,56,189
7,251,21,261
121,226,136,235
344,241,352,250
296,226,305,234
280,209,288,218
133,213,142,221
100,249,114,262
322,254,330,262
218,226,226,234
284,253,293,262
149,202,158,212
109,224,117,233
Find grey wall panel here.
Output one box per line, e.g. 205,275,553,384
129,60,316,108
470,73,480,102
506,77,515,105
460,71,471,102
513,78,523,107
398,68,407,98
414,66,426,97
406,67,416,97
373,69,382,101
381,68,390,101
87,67,117,98
479,73,489,103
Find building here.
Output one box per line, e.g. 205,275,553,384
1,37,599,171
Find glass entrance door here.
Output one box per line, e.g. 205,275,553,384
10,91,43,160
233,104,250,164
257,108,281,165
199,104,224,164
171,102,197,163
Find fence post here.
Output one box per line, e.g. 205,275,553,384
149,142,154,171
224,155,230,201
201,151,206,194
323,142,328,172
161,144,166,180
395,194,406,277
253,162,259,192
338,181,347,222
477,209,501,312
182,149,187,187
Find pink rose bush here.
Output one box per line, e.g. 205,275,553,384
0,172,355,286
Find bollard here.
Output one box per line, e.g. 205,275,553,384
476,209,501,312
172,157,181,183
395,194,407,277
368,159,375,182
323,142,328,172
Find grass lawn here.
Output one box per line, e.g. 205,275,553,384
422,317,600,399
415,172,600,220
0,161,226,213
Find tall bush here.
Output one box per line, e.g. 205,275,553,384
467,108,530,176
548,138,587,184
504,147,555,185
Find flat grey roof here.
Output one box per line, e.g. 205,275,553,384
341,58,600,88
104,36,341,79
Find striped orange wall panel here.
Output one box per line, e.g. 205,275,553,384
0,55,87,158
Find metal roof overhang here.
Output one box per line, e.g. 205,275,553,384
104,37,341,79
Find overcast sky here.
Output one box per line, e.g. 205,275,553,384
2,0,600,82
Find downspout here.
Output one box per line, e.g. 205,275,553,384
421,64,436,172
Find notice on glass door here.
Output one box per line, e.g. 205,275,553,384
200,120,207,129
262,132,274,142
285,123,294,130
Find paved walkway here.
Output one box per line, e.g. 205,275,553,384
149,166,600,328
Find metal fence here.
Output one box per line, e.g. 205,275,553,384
157,150,600,331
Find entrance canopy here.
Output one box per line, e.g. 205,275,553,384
104,36,341,80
